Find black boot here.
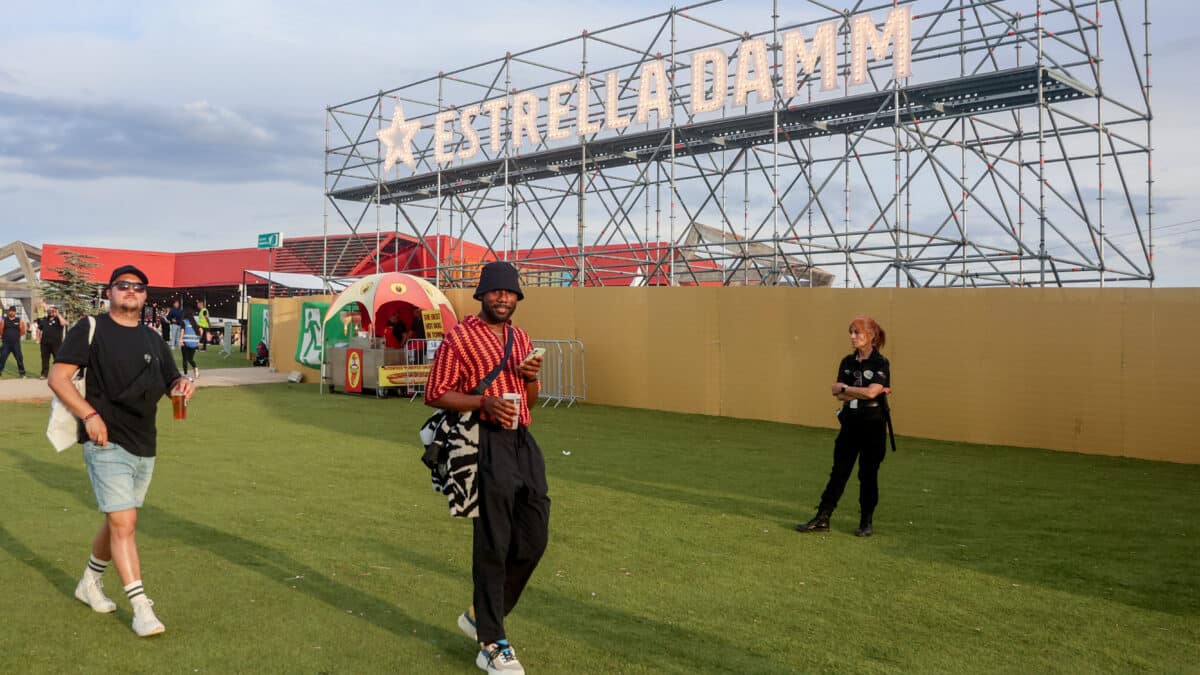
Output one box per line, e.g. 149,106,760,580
855,514,873,537
795,509,832,533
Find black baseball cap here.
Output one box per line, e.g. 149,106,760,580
108,264,149,286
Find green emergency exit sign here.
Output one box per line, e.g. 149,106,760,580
257,232,282,249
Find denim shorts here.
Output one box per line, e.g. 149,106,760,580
83,441,156,513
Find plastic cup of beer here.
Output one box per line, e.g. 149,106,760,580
502,392,522,429
171,388,187,421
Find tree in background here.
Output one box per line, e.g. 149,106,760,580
39,250,101,322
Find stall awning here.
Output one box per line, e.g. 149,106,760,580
245,270,351,291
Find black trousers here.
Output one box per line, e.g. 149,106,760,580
0,338,24,375
473,423,550,645
40,340,61,377
181,346,198,373
818,408,887,516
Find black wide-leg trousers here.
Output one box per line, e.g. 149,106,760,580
473,423,550,645
818,409,887,516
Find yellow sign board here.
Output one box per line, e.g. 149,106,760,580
378,364,431,388
421,310,444,339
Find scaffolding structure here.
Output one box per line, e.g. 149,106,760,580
325,0,1153,288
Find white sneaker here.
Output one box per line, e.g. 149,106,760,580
476,641,525,674
131,597,166,637
74,575,117,613
457,608,478,641
193,368,199,380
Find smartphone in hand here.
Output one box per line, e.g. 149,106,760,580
523,347,546,363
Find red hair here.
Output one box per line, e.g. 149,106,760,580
849,316,886,350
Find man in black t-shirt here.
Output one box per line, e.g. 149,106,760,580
36,304,67,379
49,264,196,638
0,304,27,377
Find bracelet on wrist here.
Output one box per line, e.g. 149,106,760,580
82,411,99,422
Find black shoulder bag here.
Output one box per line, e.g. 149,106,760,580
419,327,513,470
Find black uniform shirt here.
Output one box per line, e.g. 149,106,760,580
56,314,182,457
38,315,65,345
0,316,21,342
836,350,891,392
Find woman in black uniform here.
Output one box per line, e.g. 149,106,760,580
796,316,892,537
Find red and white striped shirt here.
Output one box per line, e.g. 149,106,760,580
425,315,536,427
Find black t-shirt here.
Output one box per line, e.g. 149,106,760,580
836,350,891,392
1,316,20,342
37,315,66,344
56,314,182,457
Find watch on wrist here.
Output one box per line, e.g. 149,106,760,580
841,384,848,394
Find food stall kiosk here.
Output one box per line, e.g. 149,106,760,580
321,272,457,397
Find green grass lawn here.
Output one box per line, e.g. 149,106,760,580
1,385,1197,673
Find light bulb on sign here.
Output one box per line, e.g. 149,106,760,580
782,22,839,94
433,109,457,165
690,48,727,114
577,77,601,135
458,105,481,160
481,97,508,154
733,37,771,107
635,58,670,124
546,81,574,142
375,103,420,170
604,71,631,130
511,92,541,150
852,7,912,85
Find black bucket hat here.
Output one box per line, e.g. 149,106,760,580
108,264,149,286
473,261,524,301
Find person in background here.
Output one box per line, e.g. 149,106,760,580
49,264,195,638
180,308,202,379
196,300,211,350
33,298,48,342
0,305,27,378
253,341,270,367
165,300,183,349
36,304,67,379
384,311,407,350
796,316,893,538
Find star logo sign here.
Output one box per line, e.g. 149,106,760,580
376,103,420,171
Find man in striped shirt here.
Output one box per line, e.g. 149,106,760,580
426,261,546,675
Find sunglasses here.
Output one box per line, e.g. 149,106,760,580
112,281,148,292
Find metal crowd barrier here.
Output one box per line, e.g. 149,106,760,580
402,338,440,400
532,339,586,407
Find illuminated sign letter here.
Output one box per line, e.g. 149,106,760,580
481,97,508,154
852,6,912,85
433,109,457,165
577,77,601,135
733,37,772,107
458,104,481,160
635,58,670,124
604,71,631,130
511,91,542,150
690,48,727,114
782,22,839,94
546,81,574,142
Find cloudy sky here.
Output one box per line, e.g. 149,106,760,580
2,0,1197,286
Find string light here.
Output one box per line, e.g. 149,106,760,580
733,37,772,107
690,48,727,114
782,22,839,95
433,109,457,165
852,6,912,85
546,81,574,142
635,58,670,124
604,71,631,130
458,104,481,160
577,76,601,135
511,91,541,149
481,97,508,154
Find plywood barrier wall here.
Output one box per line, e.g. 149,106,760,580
269,288,1199,464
